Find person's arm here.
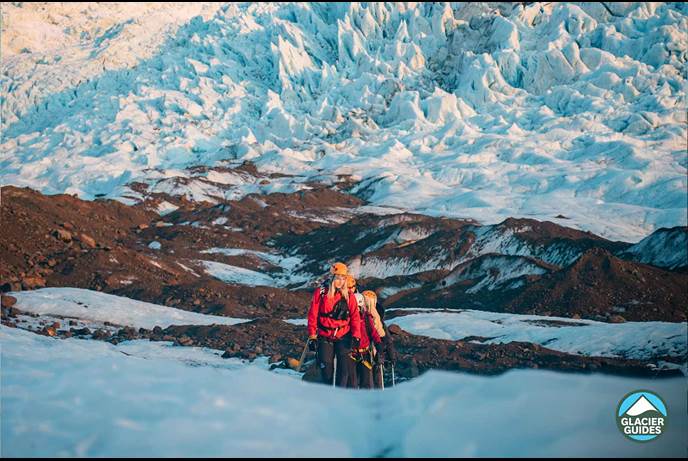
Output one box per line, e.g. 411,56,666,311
306,288,321,339
368,313,382,344
347,290,362,342
369,303,385,339
383,322,397,363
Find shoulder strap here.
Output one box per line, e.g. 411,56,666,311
319,282,328,297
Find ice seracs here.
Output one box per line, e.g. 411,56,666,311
1,3,685,242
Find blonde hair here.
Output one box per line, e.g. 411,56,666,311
327,275,349,301
363,294,385,338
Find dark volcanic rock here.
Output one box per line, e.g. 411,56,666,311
176,336,194,347
40,326,57,337
52,228,72,242
1,295,17,308
71,327,92,336
77,233,97,249
155,320,680,381
162,319,308,360
92,329,109,340
506,248,687,322
21,275,46,290
117,326,138,340
2,179,685,329
388,326,681,379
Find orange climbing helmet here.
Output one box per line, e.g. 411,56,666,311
330,262,348,276
346,274,357,289
362,290,377,300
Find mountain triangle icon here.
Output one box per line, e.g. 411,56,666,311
626,395,659,416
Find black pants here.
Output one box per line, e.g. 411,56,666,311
317,335,354,387
355,361,374,389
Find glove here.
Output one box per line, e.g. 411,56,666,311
351,336,360,350
350,347,368,360
308,337,317,352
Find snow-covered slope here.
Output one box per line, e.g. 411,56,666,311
617,226,688,270
389,309,687,360
2,325,686,457
462,221,599,267
2,3,686,242
10,287,247,329
12,286,684,362
436,254,550,293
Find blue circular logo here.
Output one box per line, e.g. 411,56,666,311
616,390,668,442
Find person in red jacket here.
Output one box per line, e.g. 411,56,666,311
307,262,361,387
349,280,382,389
365,290,397,389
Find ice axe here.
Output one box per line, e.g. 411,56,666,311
296,338,311,373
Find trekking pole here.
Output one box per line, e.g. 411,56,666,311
380,365,384,390
391,364,395,387
332,355,337,387
296,339,310,373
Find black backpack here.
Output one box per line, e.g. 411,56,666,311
319,284,349,321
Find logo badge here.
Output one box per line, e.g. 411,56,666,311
617,390,668,442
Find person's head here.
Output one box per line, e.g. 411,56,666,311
362,290,377,313
345,274,357,291
332,273,346,290
328,262,349,297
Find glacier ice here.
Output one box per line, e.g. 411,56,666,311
1,2,686,241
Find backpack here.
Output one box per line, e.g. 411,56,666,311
318,284,349,321
354,292,365,312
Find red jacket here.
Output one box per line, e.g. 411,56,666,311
307,285,361,341
358,309,382,350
